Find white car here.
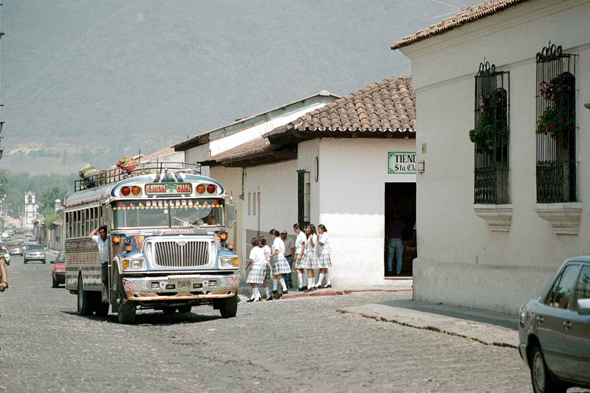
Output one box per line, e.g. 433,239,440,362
1,232,10,239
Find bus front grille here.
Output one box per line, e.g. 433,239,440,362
154,241,210,267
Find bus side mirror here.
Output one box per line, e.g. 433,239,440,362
226,203,236,228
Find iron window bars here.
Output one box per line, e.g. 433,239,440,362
535,43,577,203
472,61,510,204
297,170,310,226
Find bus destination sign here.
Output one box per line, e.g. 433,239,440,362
145,183,193,195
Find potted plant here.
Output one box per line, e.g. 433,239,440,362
469,88,509,160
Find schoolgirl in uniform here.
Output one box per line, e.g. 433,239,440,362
293,223,308,291
268,229,291,298
245,238,266,302
316,224,332,288
259,236,273,301
303,224,319,292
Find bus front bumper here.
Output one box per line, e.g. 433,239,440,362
121,274,239,301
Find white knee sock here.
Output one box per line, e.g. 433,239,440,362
308,277,314,288
273,279,278,291
325,273,331,285
317,273,324,287
280,278,287,291
265,287,271,298
297,272,303,288
253,287,260,299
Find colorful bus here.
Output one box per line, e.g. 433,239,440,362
64,163,239,324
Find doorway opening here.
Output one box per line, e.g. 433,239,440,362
384,182,416,278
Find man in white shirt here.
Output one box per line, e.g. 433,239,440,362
88,225,110,287
281,230,294,289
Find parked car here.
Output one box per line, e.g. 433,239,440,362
51,252,66,288
7,242,23,256
0,246,10,266
24,244,46,264
519,256,590,392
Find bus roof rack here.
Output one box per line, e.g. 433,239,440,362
74,162,202,193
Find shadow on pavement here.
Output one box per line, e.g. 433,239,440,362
61,310,222,325
379,299,518,330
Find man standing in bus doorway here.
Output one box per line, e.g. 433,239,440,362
88,226,109,287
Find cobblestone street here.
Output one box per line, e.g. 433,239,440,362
1,252,533,393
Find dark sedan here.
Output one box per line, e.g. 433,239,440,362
519,256,590,392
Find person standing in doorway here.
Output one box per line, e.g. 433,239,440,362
281,230,294,289
316,224,332,288
386,217,405,276
268,229,290,298
293,223,307,291
88,225,110,287
303,224,319,292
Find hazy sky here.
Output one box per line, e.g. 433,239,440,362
0,0,481,174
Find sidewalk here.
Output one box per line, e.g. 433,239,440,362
237,280,413,299
337,299,519,348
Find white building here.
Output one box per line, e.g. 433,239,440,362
392,0,590,313
23,191,38,231
201,76,417,287
173,91,340,261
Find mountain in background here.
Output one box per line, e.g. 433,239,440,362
1,0,480,175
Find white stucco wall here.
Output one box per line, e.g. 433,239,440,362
316,138,416,287
241,160,299,270
185,144,211,177
401,0,590,313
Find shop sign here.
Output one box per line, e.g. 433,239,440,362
145,183,193,195
388,152,416,174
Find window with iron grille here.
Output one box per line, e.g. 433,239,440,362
535,43,577,203
297,170,310,226
470,61,510,204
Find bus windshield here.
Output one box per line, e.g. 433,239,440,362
112,199,224,229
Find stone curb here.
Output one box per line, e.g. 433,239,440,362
281,288,412,300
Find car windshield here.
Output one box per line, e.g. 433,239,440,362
8,243,19,247
28,245,43,251
57,253,66,263
112,199,224,229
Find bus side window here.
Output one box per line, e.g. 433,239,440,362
76,210,81,238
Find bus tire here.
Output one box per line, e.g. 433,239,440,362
77,276,93,316
117,300,136,324
52,277,58,288
216,295,238,318
114,268,136,324
177,306,192,314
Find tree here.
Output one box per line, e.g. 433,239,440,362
0,169,7,197
40,186,70,218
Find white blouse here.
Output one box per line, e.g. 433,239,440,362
249,246,266,267
306,233,318,253
272,237,285,255
295,231,306,253
262,245,271,261
319,232,330,254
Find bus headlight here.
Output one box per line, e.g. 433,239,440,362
122,258,146,271
219,256,239,269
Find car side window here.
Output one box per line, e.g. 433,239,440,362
572,265,590,311
546,264,581,309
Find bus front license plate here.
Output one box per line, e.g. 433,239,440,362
177,281,191,290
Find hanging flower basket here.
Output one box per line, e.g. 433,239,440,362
469,88,509,158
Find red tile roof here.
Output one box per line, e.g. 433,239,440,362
265,75,415,140
390,0,530,50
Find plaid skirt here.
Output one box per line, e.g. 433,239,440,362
247,264,269,284
271,254,291,275
318,251,332,268
294,250,306,269
303,249,319,269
